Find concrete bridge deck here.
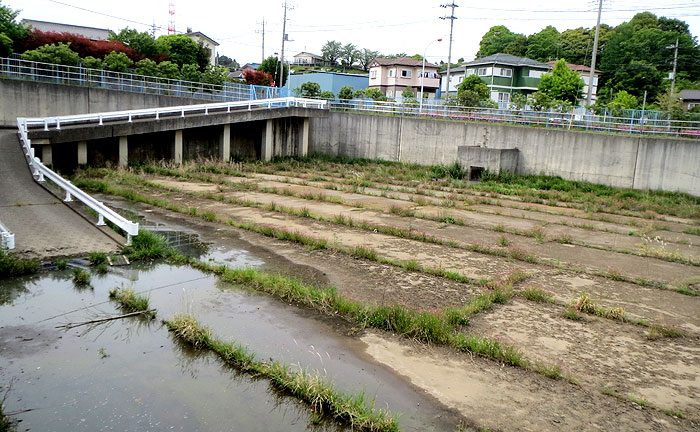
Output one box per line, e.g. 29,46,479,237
0,129,120,259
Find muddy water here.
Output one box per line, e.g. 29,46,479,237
0,211,460,431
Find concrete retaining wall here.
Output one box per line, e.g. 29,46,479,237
309,112,700,196
1,79,205,127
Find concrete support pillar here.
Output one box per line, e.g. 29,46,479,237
118,136,128,168
173,130,183,165
300,118,309,157
42,144,53,166
77,141,87,165
221,124,231,162
262,119,273,162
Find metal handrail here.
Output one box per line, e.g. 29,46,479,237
16,118,140,245
328,100,700,139
21,97,328,131
0,56,284,102
0,219,14,250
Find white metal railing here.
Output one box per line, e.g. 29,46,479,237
16,117,140,245
20,97,327,132
0,219,14,250
328,99,700,139
0,56,286,102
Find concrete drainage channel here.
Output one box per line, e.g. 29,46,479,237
0,209,460,431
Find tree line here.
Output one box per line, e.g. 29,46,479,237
475,12,700,110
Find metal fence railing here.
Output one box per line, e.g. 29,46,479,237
16,118,140,245
0,219,14,250
0,56,285,102
328,99,700,139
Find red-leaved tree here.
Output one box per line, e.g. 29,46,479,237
18,30,145,61
242,69,274,87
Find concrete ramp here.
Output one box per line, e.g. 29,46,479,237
0,129,119,259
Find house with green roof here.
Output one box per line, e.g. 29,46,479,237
440,53,551,107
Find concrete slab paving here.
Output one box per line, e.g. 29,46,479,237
0,129,120,259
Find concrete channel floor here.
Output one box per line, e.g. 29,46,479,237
0,129,120,259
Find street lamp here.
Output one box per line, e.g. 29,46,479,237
420,38,442,112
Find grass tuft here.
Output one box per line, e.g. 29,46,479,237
88,252,108,266
521,288,553,303
123,229,168,260
0,249,39,278
71,268,91,286
108,287,155,318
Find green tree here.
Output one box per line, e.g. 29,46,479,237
457,75,490,106
538,59,584,104
194,40,211,71
217,55,239,70
531,91,553,111
607,90,638,113
476,26,527,57
0,1,28,49
321,40,342,65
180,63,201,82
258,56,288,87
353,88,366,98
558,25,612,66
134,58,159,76
82,55,102,69
364,88,384,100
402,86,415,98
158,61,180,79
509,92,528,110
21,42,80,66
338,85,354,100
526,26,560,62
109,28,165,59
157,34,200,68
0,32,11,56
201,65,228,86
102,51,133,72
319,90,335,100
600,61,664,103
340,43,359,67
299,82,321,98
357,48,379,71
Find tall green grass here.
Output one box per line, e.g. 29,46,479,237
0,249,39,278
108,287,155,318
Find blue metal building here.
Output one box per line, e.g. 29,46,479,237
286,71,369,96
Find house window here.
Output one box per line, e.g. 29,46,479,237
458,76,464,82
370,70,377,79
386,90,394,97
466,68,475,76
689,102,699,109
499,68,512,77
478,67,489,76
400,69,412,78
498,92,510,103
529,70,544,78
388,69,395,78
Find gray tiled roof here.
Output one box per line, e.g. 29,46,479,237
679,89,700,101
461,53,550,68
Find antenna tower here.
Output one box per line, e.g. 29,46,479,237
168,3,176,34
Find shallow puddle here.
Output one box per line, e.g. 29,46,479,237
0,218,459,431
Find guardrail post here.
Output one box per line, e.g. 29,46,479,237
64,190,73,202
97,213,106,226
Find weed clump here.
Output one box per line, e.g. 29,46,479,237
521,288,553,303
109,287,155,318
0,249,39,278
646,325,688,340
71,268,91,286
88,252,107,266
123,229,168,261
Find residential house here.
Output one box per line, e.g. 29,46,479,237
368,57,440,99
293,52,325,66
546,61,600,103
440,53,550,106
21,19,110,41
229,63,261,79
679,89,700,111
287,71,369,96
186,31,219,66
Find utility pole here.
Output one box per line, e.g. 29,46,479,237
440,2,458,98
256,18,266,63
279,1,292,89
669,38,679,96
586,0,603,107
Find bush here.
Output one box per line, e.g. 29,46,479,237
134,58,159,76
299,82,321,98
180,63,201,82
0,32,11,56
21,42,80,66
102,51,133,72
364,88,384,101
81,55,102,69
19,29,139,61
243,69,274,86
338,85,354,100
158,60,179,79
319,90,335,100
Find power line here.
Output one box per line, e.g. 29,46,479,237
46,0,163,30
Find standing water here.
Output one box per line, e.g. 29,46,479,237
0,208,461,431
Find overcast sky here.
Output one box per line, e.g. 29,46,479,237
8,0,700,66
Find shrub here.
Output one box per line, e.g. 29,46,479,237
243,69,274,86
102,51,133,72
21,42,81,66
134,58,159,76
338,85,354,100
19,29,139,61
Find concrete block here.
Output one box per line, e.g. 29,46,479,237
118,136,128,168
458,146,519,179
77,141,87,165
262,119,273,162
221,124,231,161
173,130,183,164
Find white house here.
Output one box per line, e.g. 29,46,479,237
186,31,219,67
